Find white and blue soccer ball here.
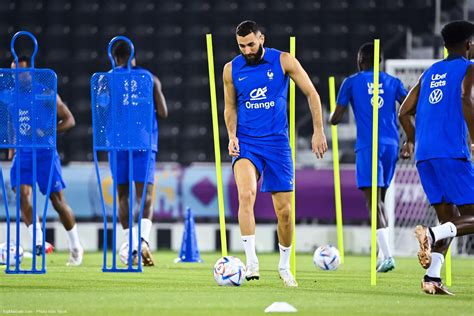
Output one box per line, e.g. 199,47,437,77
0,242,24,266
313,245,341,271
213,256,246,286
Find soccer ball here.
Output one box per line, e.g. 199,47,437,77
0,242,24,266
213,256,246,286
313,245,341,271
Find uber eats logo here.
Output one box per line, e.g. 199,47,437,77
429,73,445,104
246,86,275,110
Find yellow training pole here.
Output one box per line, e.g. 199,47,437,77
371,39,380,286
289,36,297,277
443,46,452,286
329,76,345,264
206,34,227,256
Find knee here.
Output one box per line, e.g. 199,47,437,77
238,189,256,206
51,196,66,212
277,206,292,224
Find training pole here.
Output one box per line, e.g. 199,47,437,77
371,39,380,286
206,34,227,256
289,36,297,277
329,76,345,263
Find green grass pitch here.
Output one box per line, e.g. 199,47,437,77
1,252,472,315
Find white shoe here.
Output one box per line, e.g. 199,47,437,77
66,246,84,266
245,262,260,281
279,269,298,287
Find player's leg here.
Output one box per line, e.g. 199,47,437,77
415,158,474,265
233,158,260,280
134,182,155,266
416,202,456,295
17,184,47,255
131,150,157,266
362,187,394,272
49,190,83,266
271,191,298,287
356,147,394,271
416,204,474,257
36,150,80,264
10,155,52,256
375,145,398,272
262,146,297,287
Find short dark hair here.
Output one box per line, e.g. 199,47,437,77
14,55,31,67
441,20,474,48
236,20,262,37
358,42,382,64
112,41,132,61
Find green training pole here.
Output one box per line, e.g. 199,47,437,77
289,36,296,277
329,76,345,263
371,39,380,286
206,34,227,256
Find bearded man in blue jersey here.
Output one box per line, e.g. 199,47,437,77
399,20,474,295
330,43,408,273
223,20,327,287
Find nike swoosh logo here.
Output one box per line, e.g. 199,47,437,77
238,77,248,81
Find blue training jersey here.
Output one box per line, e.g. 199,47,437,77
336,70,407,152
107,65,158,151
3,81,56,153
232,47,289,145
415,55,472,162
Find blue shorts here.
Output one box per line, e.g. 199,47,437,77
232,141,293,192
109,150,156,185
10,149,65,195
355,144,398,189
417,158,474,205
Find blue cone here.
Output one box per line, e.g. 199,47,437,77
176,208,202,263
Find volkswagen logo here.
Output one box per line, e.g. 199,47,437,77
429,89,443,104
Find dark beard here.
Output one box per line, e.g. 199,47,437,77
242,45,264,65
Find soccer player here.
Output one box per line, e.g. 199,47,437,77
329,43,407,272
8,56,83,266
111,42,168,266
223,21,327,287
399,20,474,295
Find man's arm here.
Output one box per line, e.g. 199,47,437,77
398,80,421,158
57,94,75,133
461,64,474,151
280,52,327,158
153,76,168,119
223,62,239,157
329,105,347,125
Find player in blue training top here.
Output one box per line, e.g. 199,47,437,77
223,20,327,287
110,42,168,266
329,43,408,273
8,56,83,266
399,20,474,296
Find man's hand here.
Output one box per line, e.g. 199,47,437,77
228,137,240,157
311,129,328,159
8,148,15,160
401,141,414,159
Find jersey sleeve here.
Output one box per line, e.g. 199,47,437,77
336,77,352,107
395,79,408,103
